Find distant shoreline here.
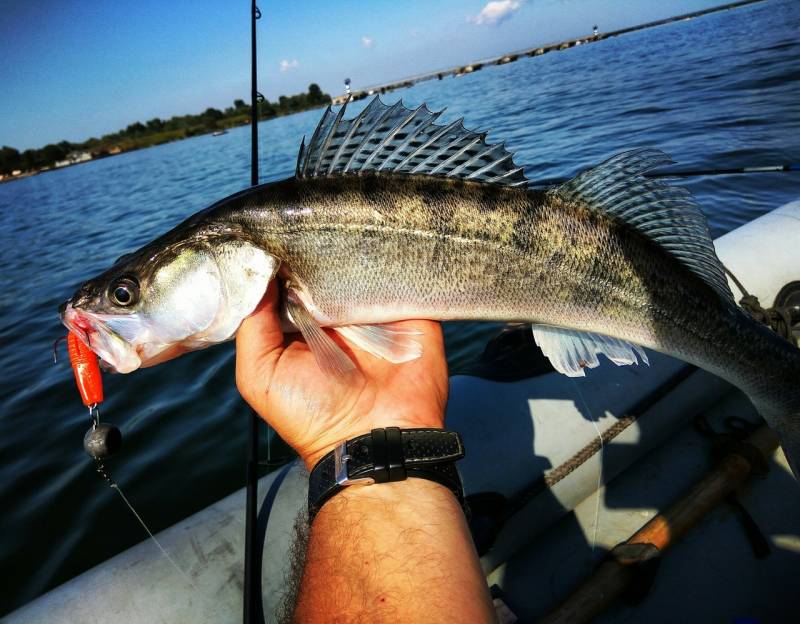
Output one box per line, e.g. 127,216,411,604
0,110,322,184
1,0,766,185
0,86,332,184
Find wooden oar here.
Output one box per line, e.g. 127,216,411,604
540,425,779,624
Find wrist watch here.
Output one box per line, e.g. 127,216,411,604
307,427,466,519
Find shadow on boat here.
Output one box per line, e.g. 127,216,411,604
450,327,800,622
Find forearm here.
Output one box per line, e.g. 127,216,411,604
293,479,496,623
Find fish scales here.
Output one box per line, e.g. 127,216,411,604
206,174,677,350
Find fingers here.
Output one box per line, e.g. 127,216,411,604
341,319,447,389
412,319,445,353
396,320,448,400
394,319,446,365
235,281,283,406
240,280,283,342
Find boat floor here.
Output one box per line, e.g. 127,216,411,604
7,386,799,623
489,387,800,623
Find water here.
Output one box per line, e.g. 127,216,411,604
1,0,799,614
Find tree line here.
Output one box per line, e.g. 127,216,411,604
1,84,331,176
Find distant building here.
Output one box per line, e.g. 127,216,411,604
593,25,599,36
55,151,92,168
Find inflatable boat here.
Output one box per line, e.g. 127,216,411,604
7,200,800,623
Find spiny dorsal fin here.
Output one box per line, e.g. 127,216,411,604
556,149,735,306
296,95,527,186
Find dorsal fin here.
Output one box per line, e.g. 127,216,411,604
296,95,528,186
556,149,735,306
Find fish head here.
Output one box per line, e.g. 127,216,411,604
60,234,279,373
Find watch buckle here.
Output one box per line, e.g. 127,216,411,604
334,441,375,487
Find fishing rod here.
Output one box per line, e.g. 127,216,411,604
530,163,800,187
244,1,262,623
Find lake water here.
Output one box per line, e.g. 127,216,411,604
1,0,799,614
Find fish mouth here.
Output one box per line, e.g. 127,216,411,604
60,302,142,374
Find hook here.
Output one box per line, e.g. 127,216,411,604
52,335,67,364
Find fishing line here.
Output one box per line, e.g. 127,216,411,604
108,476,197,589
85,405,200,592
569,377,604,554
100,465,226,618
530,163,800,187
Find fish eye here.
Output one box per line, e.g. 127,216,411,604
109,277,140,307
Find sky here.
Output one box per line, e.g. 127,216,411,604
0,0,729,150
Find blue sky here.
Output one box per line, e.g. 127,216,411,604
1,0,727,150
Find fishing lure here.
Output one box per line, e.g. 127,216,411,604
67,332,104,407
60,335,186,578
63,331,121,460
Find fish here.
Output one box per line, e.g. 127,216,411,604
60,96,800,479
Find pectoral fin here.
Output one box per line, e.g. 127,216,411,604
285,293,357,378
532,325,648,377
334,323,423,364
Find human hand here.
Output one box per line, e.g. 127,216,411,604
235,282,449,470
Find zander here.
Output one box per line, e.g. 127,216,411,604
60,97,800,478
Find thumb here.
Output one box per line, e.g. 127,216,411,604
235,281,283,403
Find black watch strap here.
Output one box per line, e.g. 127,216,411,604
307,427,466,519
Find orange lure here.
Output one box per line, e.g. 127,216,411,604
67,332,104,407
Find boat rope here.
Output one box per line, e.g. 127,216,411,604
723,264,798,347
531,163,800,187
466,366,697,557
